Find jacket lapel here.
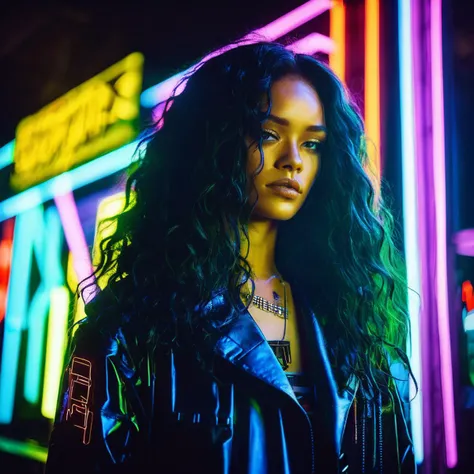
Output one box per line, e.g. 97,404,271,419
196,285,358,452
197,289,297,402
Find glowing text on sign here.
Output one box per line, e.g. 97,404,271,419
11,53,143,191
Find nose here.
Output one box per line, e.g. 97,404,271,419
276,142,303,173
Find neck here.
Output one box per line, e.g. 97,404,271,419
241,219,279,280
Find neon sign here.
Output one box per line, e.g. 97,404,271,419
11,53,143,192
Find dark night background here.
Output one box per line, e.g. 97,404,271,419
0,0,474,472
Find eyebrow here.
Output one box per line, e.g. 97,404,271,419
266,114,327,134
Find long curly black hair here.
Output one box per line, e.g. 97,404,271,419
83,41,413,394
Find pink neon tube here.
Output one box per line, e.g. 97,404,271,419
54,193,97,303
285,33,335,55
247,0,331,41
142,0,332,106
430,0,458,467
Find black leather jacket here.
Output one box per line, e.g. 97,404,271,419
46,285,416,473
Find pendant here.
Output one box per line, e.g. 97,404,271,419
268,340,292,371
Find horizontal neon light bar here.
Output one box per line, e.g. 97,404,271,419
0,435,47,463
0,141,14,171
0,141,139,223
140,0,332,108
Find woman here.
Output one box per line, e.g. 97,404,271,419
46,41,415,473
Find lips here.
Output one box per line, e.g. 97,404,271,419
266,178,302,194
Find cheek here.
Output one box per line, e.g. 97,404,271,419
303,159,320,188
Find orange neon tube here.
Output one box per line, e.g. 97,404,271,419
329,0,346,82
364,0,381,190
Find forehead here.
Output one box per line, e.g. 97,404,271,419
265,75,325,125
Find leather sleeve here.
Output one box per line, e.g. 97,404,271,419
45,322,139,474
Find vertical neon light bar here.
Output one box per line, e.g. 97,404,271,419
41,286,69,419
431,0,457,467
23,206,64,404
329,0,346,82
398,0,423,463
0,210,35,423
364,0,381,189
22,207,49,404
0,219,14,323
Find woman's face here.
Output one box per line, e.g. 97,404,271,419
246,74,327,221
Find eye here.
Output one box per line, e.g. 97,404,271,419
303,140,323,154
261,130,279,142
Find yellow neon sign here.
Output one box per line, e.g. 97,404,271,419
11,53,144,191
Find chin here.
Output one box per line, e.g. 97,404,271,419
252,203,302,221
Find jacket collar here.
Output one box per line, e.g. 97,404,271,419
197,289,298,402
197,284,358,454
